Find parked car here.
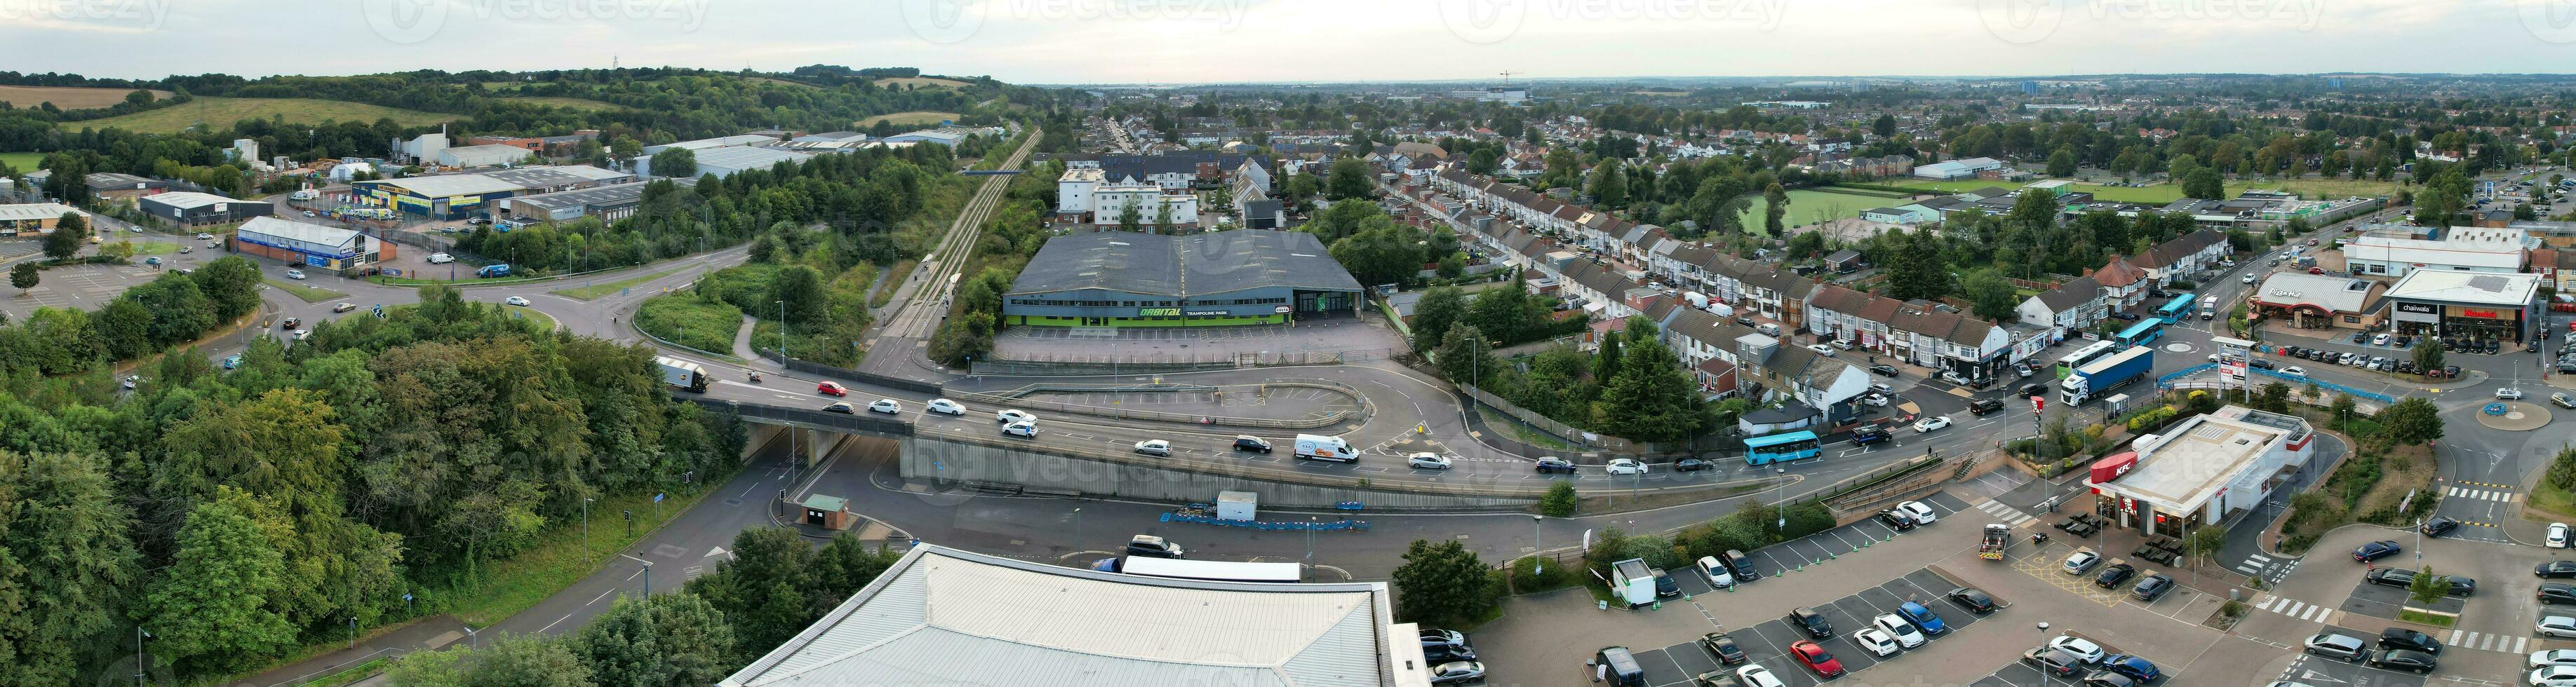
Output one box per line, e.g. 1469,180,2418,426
2303,633,2368,660
1853,628,1903,658
1946,587,1997,613
2365,649,2436,674
2023,647,2086,677
2097,655,2162,683
2095,563,2136,588
1698,632,1747,665
2049,635,2105,664
1877,509,1917,531
2544,616,2576,639
1428,662,1484,685
1735,664,1785,687
1785,607,1834,639
1786,641,1844,677
2539,583,2576,605
2352,540,2401,562
1125,535,1184,559
2062,549,2102,575
2554,522,2571,548
1872,613,1926,648
1897,600,1948,634
1695,557,1734,589
1896,501,1938,524
2378,627,2443,655
2133,573,2175,600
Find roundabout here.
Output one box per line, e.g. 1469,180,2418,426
2474,400,2551,430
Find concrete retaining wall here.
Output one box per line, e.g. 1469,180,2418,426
901,435,1543,510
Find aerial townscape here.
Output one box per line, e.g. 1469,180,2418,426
15,3,2576,687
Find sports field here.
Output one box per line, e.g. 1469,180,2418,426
1738,188,1917,235
1877,176,2403,205
0,151,42,173
62,97,457,134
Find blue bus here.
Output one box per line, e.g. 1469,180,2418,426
2156,294,2197,324
2114,320,2164,348
1745,430,1823,465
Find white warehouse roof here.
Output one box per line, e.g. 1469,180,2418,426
239,216,361,247
2384,270,2542,306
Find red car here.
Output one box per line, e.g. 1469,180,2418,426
817,381,847,397
1788,640,1845,677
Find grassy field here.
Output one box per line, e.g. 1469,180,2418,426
550,268,680,300
859,111,960,128
0,85,166,109
1738,188,1912,235
263,278,347,303
120,241,183,256
63,97,457,134
636,294,744,355
505,96,625,111
0,151,43,172
1875,176,2406,205
873,76,974,90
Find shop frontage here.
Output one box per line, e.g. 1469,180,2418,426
2383,271,2541,345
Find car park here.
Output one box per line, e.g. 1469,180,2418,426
2131,573,2174,600
817,381,848,397
1912,415,1952,433
926,398,966,415
2352,540,2400,562
867,399,901,414
1406,452,1451,469
1853,628,1902,658
1534,458,1578,474
821,401,856,414
1946,587,1997,613
2304,633,2368,660
1872,614,1926,648
1698,632,1747,665
1605,458,1649,475
1786,607,1834,639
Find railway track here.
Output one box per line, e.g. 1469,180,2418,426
882,127,1041,339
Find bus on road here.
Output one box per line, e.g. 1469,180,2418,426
1745,430,1823,465
2054,341,2119,379
2157,294,2198,324
2114,320,2165,348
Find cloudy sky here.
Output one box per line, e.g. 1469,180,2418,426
4,0,2572,83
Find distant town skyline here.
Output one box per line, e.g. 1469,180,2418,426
5,0,2573,83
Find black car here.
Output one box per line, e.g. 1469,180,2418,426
2444,365,2461,379
1877,509,1917,531
2080,672,2136,687
2132,573,2174,601
1852,428,1891,445
1870,365,1900,377
1698,632,1748,665
1231,436,1273,453
2248,359,2276,370
1424,641,1476,662
2112,312,2140,321
2486,339,2502,354
1946,587,1998,613
1786,607,1834,639
2361,568,2471,595
2365,648,2436,674
2541,583,2576,604
2019,383,2049,399
1674,458,1714,472
2378,627,2443,655
1534,458,1578,474
2420,517,2458,538
2538,561,2576,578
2095,563,2137,588
1968,398,2005,416
2352,333,2368,345
2352,540,2401,562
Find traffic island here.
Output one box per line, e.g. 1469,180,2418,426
2474,400,2551,431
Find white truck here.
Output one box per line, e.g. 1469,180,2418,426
1609,558,1658,608
1293,433,1356,462
655,355,709,393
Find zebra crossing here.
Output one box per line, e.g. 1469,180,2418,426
1971,498,2037,528
2446,486,2516,503
2251,594,2334,623
2448,630,2532,655
2233,552,2297,582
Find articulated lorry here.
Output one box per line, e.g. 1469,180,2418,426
655,355,709,393
2062,346,2154,406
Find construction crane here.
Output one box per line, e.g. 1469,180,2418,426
1497,70,1522,87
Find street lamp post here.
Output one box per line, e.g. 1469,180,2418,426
776,301,787,365
1306,516,1316,561
1073,507,1083,555
582,497,594,563
1531,514,1545,576
2037,622,2053,687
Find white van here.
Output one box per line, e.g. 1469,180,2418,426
1292,434,1355,462
427,252,455,264
1757,322,1783,336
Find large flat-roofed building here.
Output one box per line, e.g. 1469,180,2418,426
638,145,812,179
499,179,690,223
234,216,392,271
639,134,781,155
137,191,271,226
354,174,525,219
2084,405,2316,537
0,203,84,236
435,144,532,169
1004,230,1363,327
2338,224,2530,277
720,544,1433,687
2383,270,2542,343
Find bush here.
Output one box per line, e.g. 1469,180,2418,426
1782,501,1837,540
1509,555,1576,592
1539,481,1580,517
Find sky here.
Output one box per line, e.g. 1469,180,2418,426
3,0,2574,84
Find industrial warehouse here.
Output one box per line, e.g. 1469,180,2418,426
349,165,631,219
1002,229,1364,327
234,216,394,272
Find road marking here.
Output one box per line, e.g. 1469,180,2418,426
1971,498,2035,527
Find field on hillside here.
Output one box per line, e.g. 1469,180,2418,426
1738,189,1912,236
0,85,168,109
61,97,457,134
0,151,43,173
859,111,960,128
873,76,973,90
505,96,625,111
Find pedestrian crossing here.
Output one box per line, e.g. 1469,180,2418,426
2447,630,2531,655
2251,594,2334,623
1971,498,2037,528
2233,552,2297,582
2446,486,2516,503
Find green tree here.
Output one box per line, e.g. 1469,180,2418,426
136,487,297,674
1435,325,1494,385
42,214,85,261
1872,114,1897,140
2406,566,2453,604
2258,381,2292,413
2183,167,2225,200
1116,200,1141,232
1326,156,1374,200
384,648,471,687
1538,481,1579,517
568,592,739,687
2412,337,2446,374
772,264,828,326
0,451,141,686
1592,336,1703,442
2329,394,2357,422
2380,397,2445,447
1465,149,1499,175
468,632,593,687
684,527,824,653
95,297,152,360
2048,147,2078,177
2417,167,2471,228
1409,287,1467,353
1390,539,1495,627
652,147,698,178
8,261,34,292
1761,182,1790,236
1588,158,1628,208
2182,525,2227,565
1961,268,2018,320
2547,446,2576,492
1592,329,1623,383
196,256,264,321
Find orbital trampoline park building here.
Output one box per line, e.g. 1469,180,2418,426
1002,229,1365,327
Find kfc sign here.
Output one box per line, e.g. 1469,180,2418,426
2090,452,2140,484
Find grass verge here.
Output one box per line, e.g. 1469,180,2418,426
264,278,347,303
868,260,913,308
121,240,184,255
636,294,744,354
551,268,680,300
1476,404,1576,450
2396,609,2456,627
434,487,720,626
292,656,389,687
2530,479,2576,522
384,303,558,332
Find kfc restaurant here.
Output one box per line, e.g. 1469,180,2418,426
2084,406,2317,537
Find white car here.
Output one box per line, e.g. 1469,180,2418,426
1858,393,1890,407
2547,617,2576,639
2281,365,2307,377
2552,522,2571,548
427,252,455,264
2534,666,2576,687
1870,383,1896,396
194,233,214,240
1735,664,1785,687
285,268,306,280
1001,421,1039,438
2243,274,2257,285
2500,388,2527,400
1805,344,1836,357
1853,628,1903,658
1896,501,1937,524
2535,650,2576,669
121,375,138,389
1604,458,1649,475
1407,452,1452,470
1695,555,1733,588
925,398,966,415
1133,440,1172,456
997,409,1037,424
1912,416,1952,433
1872,613,1926,648
504,296,531,306
293,329,311,341
2048,635,2105,665
2061,550,2100,576
867,399,900,414
2372,334,2390,346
